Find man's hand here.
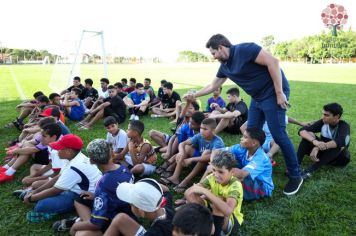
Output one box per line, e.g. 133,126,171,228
313,140,327,151
309,147,320,162
276,92,289,109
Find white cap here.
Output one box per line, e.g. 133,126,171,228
116,178,163,212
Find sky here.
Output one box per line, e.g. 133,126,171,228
0,0,355,61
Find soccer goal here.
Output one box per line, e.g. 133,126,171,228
49,30,108,92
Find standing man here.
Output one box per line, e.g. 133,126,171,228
187,34,302,195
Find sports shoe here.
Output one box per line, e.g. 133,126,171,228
52,216,78,232
0,172,14,183
129,114,135,120
134,115,139,120
283,177,303,196
13,188,32,200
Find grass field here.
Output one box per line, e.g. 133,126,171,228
0,63,355,235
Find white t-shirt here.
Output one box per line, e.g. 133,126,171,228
55,152,102,194
106,129,128,152
98,89,109,99
48,146,69,171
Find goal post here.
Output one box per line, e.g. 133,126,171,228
49,30,108,92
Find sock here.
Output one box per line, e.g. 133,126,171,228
5,167,16,176
3,164,10,169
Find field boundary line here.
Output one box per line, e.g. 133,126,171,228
8,66,27,100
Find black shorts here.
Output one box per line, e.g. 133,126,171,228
75,195,94,209
33,149,49,165
104,108,125,124
224,118,243,135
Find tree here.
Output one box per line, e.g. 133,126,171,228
261,35,275,53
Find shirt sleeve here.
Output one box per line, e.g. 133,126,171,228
201,175,211,189
116,131,128,149
243,158,265,180
236,101,248,115
90,192,111,229
212,137,225,149
227,180,242,202
334,122,350,148
299,119,323,134
238,43,262,63
189,134,200,149
54,167,81,190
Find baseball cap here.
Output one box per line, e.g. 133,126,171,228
116,178,163,212
86,139,110,164
49,134,83,151
40,107,65,122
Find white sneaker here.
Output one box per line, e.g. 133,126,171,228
129,114,135,120
134,115,139,120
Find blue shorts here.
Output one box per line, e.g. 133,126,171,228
242,176,272,201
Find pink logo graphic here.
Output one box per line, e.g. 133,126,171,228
321,4,348,36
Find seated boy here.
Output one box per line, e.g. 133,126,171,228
23,134,102,222
55,139,135,234
0,119,60,183
172,203,214,236
79,85,126,129
105,178,174,236
157,79,167,102
185,150,243,236
151,82,181,119
123,83,150,121
121,120,157,177
209,87,248,135
60,76,86,100
297,103,350,179
219,127,274,200
123,77,136,93
82,78,99,108
104,116,129,163
98,78,110,100
63,88,86,121
160,118,225,193
114,82,127,99
205,86,226,113
120,78,128,90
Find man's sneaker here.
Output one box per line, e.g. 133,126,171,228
13,188,32,200
52,216,78,232
0,173,14,183
134,115,139,120
283,177,303,196
301,170,312,180
129,114,135,120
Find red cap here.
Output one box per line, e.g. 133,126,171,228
49,134,83,151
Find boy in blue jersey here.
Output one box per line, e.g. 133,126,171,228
227,127,274,200
205,86,226,113
54,139,135,234
160,118,225,193
63,88,85,121
123,83,150,121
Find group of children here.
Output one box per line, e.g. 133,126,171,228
1,76,351,235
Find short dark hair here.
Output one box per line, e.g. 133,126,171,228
108,85,115,90
37,95,49,103
104,116,118,127
71,88,82,96
100,78,110,84
201,118,217,129
211,150,236,170
226,87,240,97
38,117,56,128
173,203,213,236
160,79,167,85
73,76,81,82
121,78,128,83
114,82,123,89
130,78,136,83
42,123,62,140
163,82,173,90
135,83,144,89
191,111,205,125
129,120,144,135
84,78,93,86
50,107,61,120
49,93,60,100
144,78,151,83
206,34,232,50
323,103,343,117
246,127,266,146
191,101,200,111
33,91,44,99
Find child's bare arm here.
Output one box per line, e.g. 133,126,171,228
232,168,250,180
128,142,140,165
11,147,39,155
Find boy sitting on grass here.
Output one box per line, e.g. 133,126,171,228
160,118,225,193
54,139,135,235
63,88,86,121
151,82,181,119
23,134,102,222
105,179,174,236
103,116,129,163
208,87,248,135
185,150,243,236
120,120,157,177
205,86,226,113
123,83,150,121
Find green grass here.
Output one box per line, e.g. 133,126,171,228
0,64,355,235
